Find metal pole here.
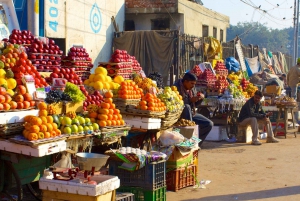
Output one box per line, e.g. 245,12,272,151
293,0,297,64
296,0,300,61
27,0,39,36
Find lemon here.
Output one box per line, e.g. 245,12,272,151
88,82,95,88
0,69,6,78
7,89,14,96
113,75,124,84
83,79,90,85
0,78,7,86
89,74,95,81
103,82,110,89
95,67,107,75
6,78,17,89
106,76,112,82
93,74,106,82
94,81,104,90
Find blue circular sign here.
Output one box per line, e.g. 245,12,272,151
90,3,102,33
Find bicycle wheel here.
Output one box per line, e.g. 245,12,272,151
2,160,23,201
26,181,42,201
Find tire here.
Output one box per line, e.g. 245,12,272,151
26,182,42,201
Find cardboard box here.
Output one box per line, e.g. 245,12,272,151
65,101,83,113
236,126,252,143
167,147,194,168
206,126,227,141
265,85,281,95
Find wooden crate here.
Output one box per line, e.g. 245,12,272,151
65,101,83,113
42,190,116,201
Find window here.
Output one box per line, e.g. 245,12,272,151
213,27,217,38
220,29,224,42
124,20,135,31
151,18,170,30
202,25,208,37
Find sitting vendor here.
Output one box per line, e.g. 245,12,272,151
238,90,279,145
173,72,213,147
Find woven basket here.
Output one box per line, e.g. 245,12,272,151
125,107,166,118
0,122,24,138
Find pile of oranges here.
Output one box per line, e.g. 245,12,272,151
23,102,61,141
137,93,166,111
88,91,125,127
117,81,143,99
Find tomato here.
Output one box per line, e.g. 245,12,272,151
19,52,28,59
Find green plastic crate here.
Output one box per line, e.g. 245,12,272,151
117,186,166,201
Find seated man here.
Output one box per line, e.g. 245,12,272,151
173,72,213,146
238,90,279,145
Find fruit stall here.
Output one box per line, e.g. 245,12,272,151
0,30,202,201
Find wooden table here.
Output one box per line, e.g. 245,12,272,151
273,105,298,138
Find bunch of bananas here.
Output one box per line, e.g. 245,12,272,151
66,111,76,119
227,73,240,86
87,104,99,113
246,83,258,97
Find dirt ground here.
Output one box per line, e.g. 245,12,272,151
166,134,300,201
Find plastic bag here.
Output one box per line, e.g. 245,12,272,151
53,152,74,168
159,130,184,147
225,57,240,72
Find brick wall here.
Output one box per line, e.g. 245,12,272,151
125,0,177,9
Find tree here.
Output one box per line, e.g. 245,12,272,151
226,22,292,54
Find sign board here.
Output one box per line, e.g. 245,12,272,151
45,0,66,38
235,39,247,71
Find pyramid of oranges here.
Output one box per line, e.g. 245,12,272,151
23,102,61,141
117,80,144,99
88,91,125,127
137,93,166,112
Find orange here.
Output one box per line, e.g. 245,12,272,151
101,102,110,109
113,115,118,120
109,109,114,115
113,109,120,114
44,131,51,138
46,123,53,132
120,120,125,125
27,133,38,141
52,123,58,130
46,116,53,123
104,91,113,98
39,109,48,117
110,103,116,109
90,118,96,123
104,98,113,104
23,130,29,138
40,116,47,124
24,122,32,130
111,120,116,126
39,125,47,132
32,117,42,126
51,131,57,137
118,114,123,120
55,129,61,136
38,102,47,110
106,114,112,120
98,120,107,127
98,114,108,121
24,115,35,122
29,125,40,133
141,105,148,110
89,112,98,118
115,120,121,126
106,120,112,126
98,109,109,115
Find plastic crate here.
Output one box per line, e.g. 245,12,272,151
166,164,197,192
109,160,166,190
117,186,166,201
116,192,135,201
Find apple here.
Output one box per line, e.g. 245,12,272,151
52,67,60,74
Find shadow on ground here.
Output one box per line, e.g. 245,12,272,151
182,186,300,201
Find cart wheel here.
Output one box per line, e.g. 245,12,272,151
26,182,42,201
3,160,23,201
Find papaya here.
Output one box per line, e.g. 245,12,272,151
52,114,60,127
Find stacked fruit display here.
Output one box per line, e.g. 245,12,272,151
48,67,83,86
109,49,132,63
87,91,125,127
240,78,250,91
0,85,35,110
198,69,216,88
61,47,93,81
148,72,164,88
116,80,143,99
22,102,61,141
157,86,183,113
83,66,120,90
191,65,202,77
214,61,228,76
133,74,158,93
83,91,104,111
228,84,243,98
245,83,258,97
213,75,229,92
137,93,166,112
59,115,98,135
63,82,86,103
6,29,35,45
1,43,48,89
130,55,142,73
227,72,240,86
106,49,133,79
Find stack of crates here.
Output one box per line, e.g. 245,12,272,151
109,160,166,201
166,149,199,192
116,192,135,201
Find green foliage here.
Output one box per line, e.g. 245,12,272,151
226,22,293,54
64,82,86,103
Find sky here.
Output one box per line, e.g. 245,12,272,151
202,0,295,30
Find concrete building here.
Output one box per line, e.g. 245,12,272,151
124,0,230,42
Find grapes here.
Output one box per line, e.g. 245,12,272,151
64,82,86,103
45,90,73,104
148,72,164,88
